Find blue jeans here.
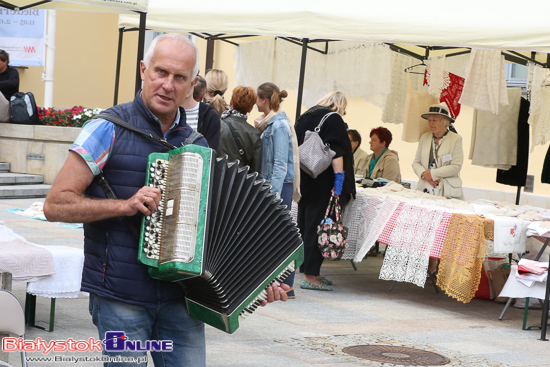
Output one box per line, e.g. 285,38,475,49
280,182,295,288
89,293,205,367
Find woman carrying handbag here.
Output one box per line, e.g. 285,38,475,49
294,91,356,291
255,82,300,298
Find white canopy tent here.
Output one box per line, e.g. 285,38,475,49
118,0,550,53
0,0,147,13
117,0,550,119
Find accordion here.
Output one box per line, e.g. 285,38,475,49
138,144,303,333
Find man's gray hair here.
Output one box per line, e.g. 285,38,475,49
143,33,200,78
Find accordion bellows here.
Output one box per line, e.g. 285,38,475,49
138,144,303,333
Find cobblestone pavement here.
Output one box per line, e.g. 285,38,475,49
1,198,550,366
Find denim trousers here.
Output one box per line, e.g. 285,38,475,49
89,293,205,367
280,182,295,287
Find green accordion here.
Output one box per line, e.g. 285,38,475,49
138,144,303,333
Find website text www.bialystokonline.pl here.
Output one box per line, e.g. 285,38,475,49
25,355,148,364
3,332,173,364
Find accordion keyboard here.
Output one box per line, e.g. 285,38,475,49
143,158,169,260
240,262,296,318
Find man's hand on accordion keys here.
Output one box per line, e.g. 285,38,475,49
261,282,291,306
126,187,162,216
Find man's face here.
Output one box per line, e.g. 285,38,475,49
0,58,8,73
140,39,197,123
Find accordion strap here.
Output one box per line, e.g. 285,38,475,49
96,170,141,239
92,112,204,238
96,112,180,150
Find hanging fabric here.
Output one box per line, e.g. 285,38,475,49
526,63,550,152
402,72,439,143
424,70,465,120
326,41,392,108
425,55,448,99
541,146,550,184
496,97,530,187
459,49,509,115
382,52,424,125
235,38,275,89
469,87,522,170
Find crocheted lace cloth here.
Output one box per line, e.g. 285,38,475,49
459,49,509,115
426,55,449,99
437,214,492,303
234,38,275,88
27,245,86,298
469,87,522,169
0,224,55,285
341,194,399,262
235,39,392,110
527,63,550,152
382,52,427,125
379,203,445,287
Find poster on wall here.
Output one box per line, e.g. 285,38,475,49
0,9,46,67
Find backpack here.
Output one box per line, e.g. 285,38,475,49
9,92,39,125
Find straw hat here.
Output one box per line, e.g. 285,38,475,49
421,102,455,123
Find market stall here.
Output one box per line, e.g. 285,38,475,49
342,183,546,303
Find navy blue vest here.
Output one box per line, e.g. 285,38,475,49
81,92,208,307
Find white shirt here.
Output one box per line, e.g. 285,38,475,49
185,102,200,131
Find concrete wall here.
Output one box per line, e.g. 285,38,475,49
0,123,80,184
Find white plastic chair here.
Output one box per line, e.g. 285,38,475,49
0,290,27,367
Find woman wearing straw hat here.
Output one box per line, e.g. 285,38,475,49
412,102,464,201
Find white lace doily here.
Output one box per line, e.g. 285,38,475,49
382,52,427,125
426,55,449,99
459,49,509,114
379,203,444,287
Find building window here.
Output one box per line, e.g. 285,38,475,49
505,63,528,88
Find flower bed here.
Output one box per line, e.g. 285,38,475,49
37,106,104,127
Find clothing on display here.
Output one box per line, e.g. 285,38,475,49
402,73,439,143
469,87,522,170
496,97,530,187
459,49,509,115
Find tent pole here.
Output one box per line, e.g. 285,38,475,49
114,27,124,106
205,40,215,73
135,12,146,95
43,9,56,108
295,38,309,123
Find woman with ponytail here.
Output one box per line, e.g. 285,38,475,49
255,82,299,298
204,69,229,117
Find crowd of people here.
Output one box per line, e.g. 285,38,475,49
36,33,464,366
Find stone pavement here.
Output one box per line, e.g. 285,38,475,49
1,197,550,366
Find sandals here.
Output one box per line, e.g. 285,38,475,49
301,280,333,291
367,246,378,257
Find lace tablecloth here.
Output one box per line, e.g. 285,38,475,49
0,225,56,285
341,189,496,302
27,245,86,298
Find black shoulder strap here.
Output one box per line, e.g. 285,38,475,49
222,117,248,166
96,112,179,150
96,170,141,240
